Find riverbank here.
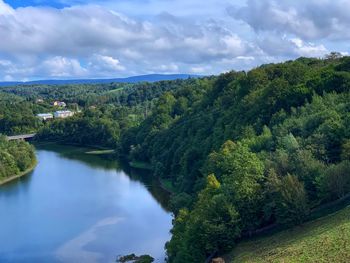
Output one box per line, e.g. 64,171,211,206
129,161,152,170
128,161,176,194
0,161,37,186
85,149,115,155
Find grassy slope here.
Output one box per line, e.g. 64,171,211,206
228,206,350,263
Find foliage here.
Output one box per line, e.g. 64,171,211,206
0,79,199,108
316,161,350,201
266,172,309,226
0,78,202,147
0,136,36,180
117,254,154,263
118,56,350,260
166,175,241,263
0,93,44,135
206,141,265,232
36,108,123,148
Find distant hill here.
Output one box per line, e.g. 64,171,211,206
0,74,201,87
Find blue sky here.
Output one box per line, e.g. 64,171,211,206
0,0,349,80
5,0,66,8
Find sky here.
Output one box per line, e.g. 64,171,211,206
0,0,349,81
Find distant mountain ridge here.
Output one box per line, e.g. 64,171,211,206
0,74,201,87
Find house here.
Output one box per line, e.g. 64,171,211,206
53,101,66,107
36,98,44,103
54,110,74,118
37,113,53,121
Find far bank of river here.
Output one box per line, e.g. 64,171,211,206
0,143,172,263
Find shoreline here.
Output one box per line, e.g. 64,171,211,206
128,161,175,194
0,161,37,186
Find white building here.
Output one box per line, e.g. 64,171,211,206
53,101,67,107
37,113,53,121
54,110,74,119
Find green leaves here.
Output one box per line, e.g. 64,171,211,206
207,140,264,202
266,171,309,226
167,174,241,263
0,137,36,180
316,161,350,201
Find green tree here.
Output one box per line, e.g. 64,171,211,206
167,175,240,263
317,161,350,201
207,140,264,232
270,174,309,226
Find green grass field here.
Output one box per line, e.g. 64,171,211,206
228,206,350,263
85,149,115,155
105,87,124,93
128,161,153,170
159,178,177,193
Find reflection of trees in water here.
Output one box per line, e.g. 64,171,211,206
0,168,34,193
34,143,171,212
35,143,120,170
119,162,171,212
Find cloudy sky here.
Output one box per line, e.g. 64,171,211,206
0,0,349,81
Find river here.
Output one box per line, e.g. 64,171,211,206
0,144,173,263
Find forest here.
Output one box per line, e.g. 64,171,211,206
0,55,350,262
119,56,350,262
33,78,202,147
0,136,36,182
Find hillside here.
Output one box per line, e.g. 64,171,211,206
0,74,200,87
227,206,350,262
120,56,350,262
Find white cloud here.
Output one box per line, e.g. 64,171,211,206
90,55,125,72
0,0,14,15
0,0,348,80
236,56,255,60
228,0,350,40
0,60,12,67
290,38,328,57
256,35,329,58
190,66,209,74
0,1,259,79
3,75,14,81
158,63,179,73
41,56,87,77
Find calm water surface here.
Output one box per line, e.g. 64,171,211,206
0,144,172,263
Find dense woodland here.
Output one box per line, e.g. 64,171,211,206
0,92,46,135
1,55,350,262
36,106,140,147
0,79,195,107
34,79,201,147
0,136,36,181
120,56,350,262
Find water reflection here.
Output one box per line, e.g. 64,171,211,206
35,143,171,211
0,143,172,263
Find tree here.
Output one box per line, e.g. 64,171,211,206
0,137,36,180
166,175,241,263
206,140,264,231
341,140,350,160
325,52,343,60
317,161,350,201
269,174,309,226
